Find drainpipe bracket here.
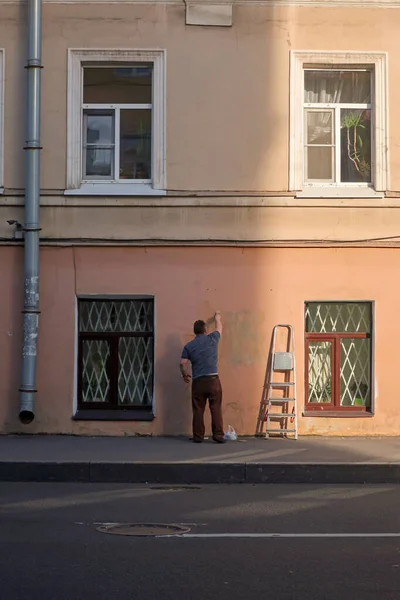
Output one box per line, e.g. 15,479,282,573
25,63,43,70
22,225,42,232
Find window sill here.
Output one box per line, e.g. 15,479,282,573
296,187,384,199
73,409,155,422
64,184,166,197
303,411,374,418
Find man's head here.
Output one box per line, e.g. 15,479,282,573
193,320,207,335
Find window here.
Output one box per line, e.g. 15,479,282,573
305,302,372,413
83,66,152,182
304,70,371,185
290,52,388,195
77,299,154,420
67,50,166,195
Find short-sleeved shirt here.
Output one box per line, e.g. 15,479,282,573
181,331,221,380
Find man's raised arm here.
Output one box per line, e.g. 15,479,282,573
214,311,223,335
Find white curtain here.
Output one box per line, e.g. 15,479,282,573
304,71,370,105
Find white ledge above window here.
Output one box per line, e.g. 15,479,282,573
297,186,384,199
64,183,166,196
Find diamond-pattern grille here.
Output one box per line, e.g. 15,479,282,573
340,338,371,406
78,299,154,408
80,300,153,333
118,337,153,406
82,340,111,403
305,302,372,409
305,303,371,334
308,341,332,403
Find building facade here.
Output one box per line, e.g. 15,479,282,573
0,0,399,436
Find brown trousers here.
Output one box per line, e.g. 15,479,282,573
191,376,224,440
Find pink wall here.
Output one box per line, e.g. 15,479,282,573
1,245,399,436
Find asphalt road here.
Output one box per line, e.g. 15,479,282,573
0,483,399,599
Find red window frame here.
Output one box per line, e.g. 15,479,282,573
305,332,371,412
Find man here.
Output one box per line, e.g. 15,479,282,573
180,311,225,443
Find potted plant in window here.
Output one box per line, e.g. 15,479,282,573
349,381,369,406
341,111,371,182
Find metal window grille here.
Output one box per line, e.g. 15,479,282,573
305,302,372,411
78,299,154,410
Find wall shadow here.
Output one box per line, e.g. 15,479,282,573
156,332,192,436
255,329,274,436
2,248,24,431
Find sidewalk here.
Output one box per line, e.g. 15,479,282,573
1,435,400,484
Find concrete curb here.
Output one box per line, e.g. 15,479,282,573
1,462,399,484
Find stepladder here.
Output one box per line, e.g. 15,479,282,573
263,324,298,440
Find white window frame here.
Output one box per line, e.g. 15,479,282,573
66,49,166,196
82,103,152,184
290,51,388,196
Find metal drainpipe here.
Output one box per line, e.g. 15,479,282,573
19,0,42,424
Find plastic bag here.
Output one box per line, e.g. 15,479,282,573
224,425,237,441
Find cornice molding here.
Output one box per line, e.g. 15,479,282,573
1,0,400,7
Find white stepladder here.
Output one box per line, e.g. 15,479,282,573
264,324,298,440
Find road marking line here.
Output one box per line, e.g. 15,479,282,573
160,533,400,539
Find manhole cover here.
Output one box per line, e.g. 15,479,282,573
97,523,191,537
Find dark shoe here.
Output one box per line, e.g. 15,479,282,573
192,437,203,443
212,436,226,444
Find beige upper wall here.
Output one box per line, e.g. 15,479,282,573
0,3,399,192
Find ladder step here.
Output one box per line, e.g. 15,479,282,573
269,397,295,402
266,429,297,433
269,382,295,387
267,413,296,418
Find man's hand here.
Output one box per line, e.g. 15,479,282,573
180,358,191,383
